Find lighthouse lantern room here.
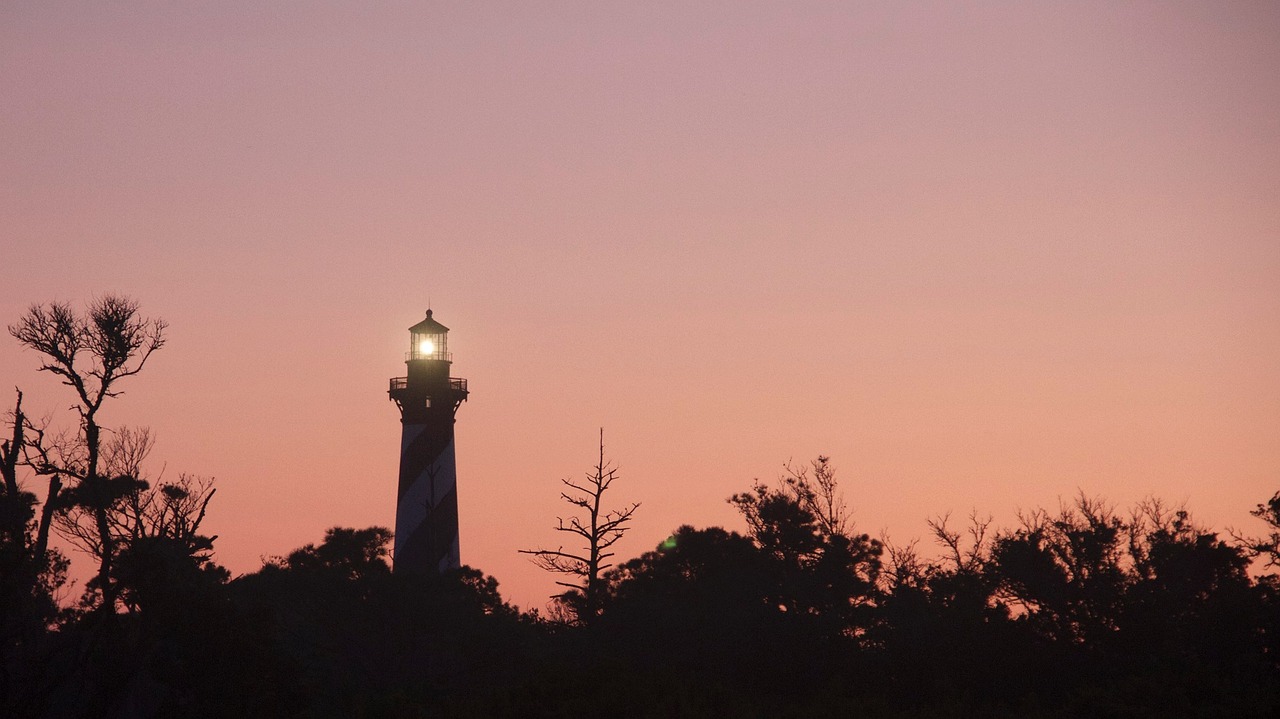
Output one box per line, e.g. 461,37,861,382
408,313,450,361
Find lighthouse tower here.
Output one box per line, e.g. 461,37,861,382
388,310,469,573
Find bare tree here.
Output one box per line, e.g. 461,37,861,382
8,295,166,610
53,425,215,562
783,455,851,539
926,509,994,574
879,534,930,592
520,429,639,623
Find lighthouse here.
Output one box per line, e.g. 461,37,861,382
388,310,469,573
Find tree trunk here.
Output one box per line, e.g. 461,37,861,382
84,417,116,610
34,474,61,566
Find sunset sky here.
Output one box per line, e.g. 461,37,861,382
3,2,1278,609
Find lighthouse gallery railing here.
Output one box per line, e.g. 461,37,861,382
388,377,468,393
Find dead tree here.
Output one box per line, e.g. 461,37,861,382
520,429,639,623
1,390,34,547
8,295,166,610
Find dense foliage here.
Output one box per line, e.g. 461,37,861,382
3,484,1277,717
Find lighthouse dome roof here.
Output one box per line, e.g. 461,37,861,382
408,309,450,334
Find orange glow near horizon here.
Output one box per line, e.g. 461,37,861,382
2,2,1278,610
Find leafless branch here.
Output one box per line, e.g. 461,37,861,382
520,428,640,622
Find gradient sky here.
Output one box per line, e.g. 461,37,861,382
3,2,1278,609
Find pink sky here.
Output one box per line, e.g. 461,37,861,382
3,2,1278,609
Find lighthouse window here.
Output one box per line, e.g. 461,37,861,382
424,397,432,408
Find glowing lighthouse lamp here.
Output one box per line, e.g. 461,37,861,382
388,310,469,574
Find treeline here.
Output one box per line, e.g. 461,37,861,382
2,298,1278,717
4,472,1279,718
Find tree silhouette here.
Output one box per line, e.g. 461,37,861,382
1240,491,1280,568
729,456,882,635
277,525,394,580
8,295,166,610
987,495,1128,646
225,526,530,718
1,389,67,608
1123,501,1257,663
0,390,69,714
520,429,639,622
